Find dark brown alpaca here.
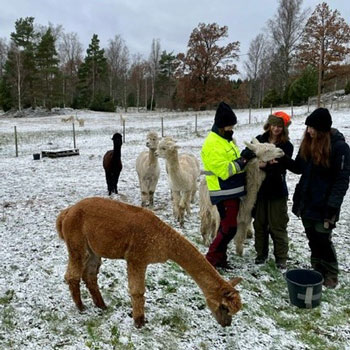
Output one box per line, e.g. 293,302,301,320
103,133,123,195
56,197,242,328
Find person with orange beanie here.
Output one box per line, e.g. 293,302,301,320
250,111,294,269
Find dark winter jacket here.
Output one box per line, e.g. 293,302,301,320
255,132,294,199
283,128,350,222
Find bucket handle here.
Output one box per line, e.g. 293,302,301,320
297,287,321,309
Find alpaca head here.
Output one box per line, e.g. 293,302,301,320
146,131,159,151
112,133,123,147
156,136,179,159
244,138,284,162
207,277,242,327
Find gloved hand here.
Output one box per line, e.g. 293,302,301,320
240,148,256,161
234,157,248,171
324,206,339,230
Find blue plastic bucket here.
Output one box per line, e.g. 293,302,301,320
285,269,323,309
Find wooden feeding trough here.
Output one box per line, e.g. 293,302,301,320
41,148,80,158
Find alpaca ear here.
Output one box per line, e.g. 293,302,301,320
229,277,242,287
244,141,256,152
251,137,260,144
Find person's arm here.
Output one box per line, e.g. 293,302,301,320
325,142,350,228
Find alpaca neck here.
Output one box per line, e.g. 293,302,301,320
148,149,158,165
167,229,223,297
113,145,121,158
166,151,180,171
166,152,185,184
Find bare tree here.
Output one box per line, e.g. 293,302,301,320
244,34,267,107
149,38,161,110
268,0,309,89
0,38,8,78
129,54,146,111
297,2,350,106
58,32,83,106
106,35,129,109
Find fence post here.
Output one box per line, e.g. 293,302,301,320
249,106,251,124
195,114,198,135
14,126,18,157
307,97,310,113
72,122,76,149
270,104,272,115
123,119,126,143
161,117,164,137
291,101,294,117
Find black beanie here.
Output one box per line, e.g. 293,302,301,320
214,102,237,128
305,108,332,132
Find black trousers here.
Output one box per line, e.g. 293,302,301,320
303,219,339,278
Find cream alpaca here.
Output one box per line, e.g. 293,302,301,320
57,197,242,328
156,137,200,226
136,131,160,207
199,177,220,246
234,138,284,256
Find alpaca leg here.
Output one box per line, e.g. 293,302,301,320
127,262,147,328
105,172,112,195
182,191,192,216
172,191,181,222
200,218,210,246
149,191,154,207
141,191,148,207
114,172,120,194
82,252,106,309
235,222,247,256
190,189,196,204
246,220,254,239
64,250,85,311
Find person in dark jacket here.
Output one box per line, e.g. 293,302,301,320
252,111,294,269
282,107,350,288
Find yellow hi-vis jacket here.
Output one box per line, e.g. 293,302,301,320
201,131,246,205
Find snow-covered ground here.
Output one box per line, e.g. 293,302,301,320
0,106,349,350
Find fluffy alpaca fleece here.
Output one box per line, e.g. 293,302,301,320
56,197,242,328
156,136,200,226
136,131,160,207
199,177,220,246
234,138,284,256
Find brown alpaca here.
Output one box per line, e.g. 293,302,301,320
57,197,242,328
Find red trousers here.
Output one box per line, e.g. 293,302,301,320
206,198,240,267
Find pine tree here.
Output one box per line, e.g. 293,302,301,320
76,34,108,109
36,28,60,109
5,17,38,110
157,50,177,109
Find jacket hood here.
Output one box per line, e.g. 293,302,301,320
330,128,346,144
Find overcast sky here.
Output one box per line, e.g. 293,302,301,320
1,0,350,77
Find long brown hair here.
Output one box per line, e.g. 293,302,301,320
300,128,331,167
263,123,289,144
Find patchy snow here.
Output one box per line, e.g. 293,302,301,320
0,106,349,350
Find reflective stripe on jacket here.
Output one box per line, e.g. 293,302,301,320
201,130,246,205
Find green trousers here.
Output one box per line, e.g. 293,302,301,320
253,196,289,263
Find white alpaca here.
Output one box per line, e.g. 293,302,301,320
156,136,200,226
234,138,284,256
136,131,160,207
199,177,220,246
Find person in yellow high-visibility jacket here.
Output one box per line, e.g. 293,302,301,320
201,102,255,269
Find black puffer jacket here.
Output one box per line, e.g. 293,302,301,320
255,132,294,199
284,128,350,222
